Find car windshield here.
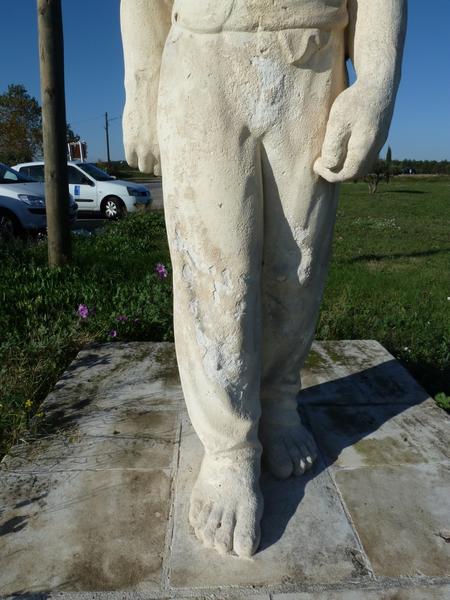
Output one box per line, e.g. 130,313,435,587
76,163,114,181
0,163,36,184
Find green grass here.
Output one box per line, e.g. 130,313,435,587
0,177,449,456
317,177,450,396
0,211,172,455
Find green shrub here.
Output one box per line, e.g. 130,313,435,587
435,393,450,413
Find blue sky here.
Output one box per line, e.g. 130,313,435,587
1,0,449,161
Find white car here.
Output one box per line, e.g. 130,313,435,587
13,161,152,219
0,163,77,237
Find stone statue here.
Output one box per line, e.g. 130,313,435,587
121,0,406,558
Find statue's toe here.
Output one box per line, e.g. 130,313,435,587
233,506,261,558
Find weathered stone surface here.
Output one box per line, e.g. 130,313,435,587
273,585,450,599
1,340,448,598
306,400,450,469
335,463,450,577
1,343,182,475
41,343,183,432
169,419,369,589
0,343,182,596
301,341,427,406
2,410,178,473
303,340,394,383
0,469,171,595
30,595,272,600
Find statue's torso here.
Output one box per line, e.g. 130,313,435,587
173,0,348,33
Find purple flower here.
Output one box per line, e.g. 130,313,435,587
155,263,168,279
78,304,89,319
109,330,118,338
116,315,128,322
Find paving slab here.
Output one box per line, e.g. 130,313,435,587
1,340,449,599
168,418,369,590
305,400,450,469
273,585,450,599
334,463,450,577
2,407,178,474
303,340,393,382
0,469,172,596
1,344,181,475
0,592,270,600
301,341,427,406
41,343,183,434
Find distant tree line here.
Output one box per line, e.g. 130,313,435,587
388,158,450,175
364,147,450,194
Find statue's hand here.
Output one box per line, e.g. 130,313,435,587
314,83,393,183
123,96,161,175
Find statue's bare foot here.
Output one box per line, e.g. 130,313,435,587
260,410,317,479
189,453,263,557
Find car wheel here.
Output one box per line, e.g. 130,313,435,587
0,211,21,241
101,196,125,220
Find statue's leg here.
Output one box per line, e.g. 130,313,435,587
158,27,264,557
258,29,347,479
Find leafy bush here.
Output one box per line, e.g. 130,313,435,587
435,393,450,413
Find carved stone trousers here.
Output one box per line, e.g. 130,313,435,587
158,24,347,457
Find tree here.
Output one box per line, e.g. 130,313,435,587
0,84,42,165
66,123,80,143
365,147,394,194
365,157,385,194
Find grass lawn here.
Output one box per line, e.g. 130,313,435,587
0,212,173,456
0,177,449,456
318,177,449,398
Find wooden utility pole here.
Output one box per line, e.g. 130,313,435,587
105,112,111,170
37,0,71,266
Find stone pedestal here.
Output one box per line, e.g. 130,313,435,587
1,341,449,599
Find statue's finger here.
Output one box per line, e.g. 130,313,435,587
138,152,156,174
319,120,351,172
125,146,138,169
313,158,344,183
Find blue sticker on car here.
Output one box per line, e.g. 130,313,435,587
74,185,80,196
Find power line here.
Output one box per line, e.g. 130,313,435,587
67,114,104,125
68,114,122,126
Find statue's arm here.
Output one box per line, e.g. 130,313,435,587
314,0,407,182
121,0,173,174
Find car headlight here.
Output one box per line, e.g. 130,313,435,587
18,194,45,207
127,186,148,197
